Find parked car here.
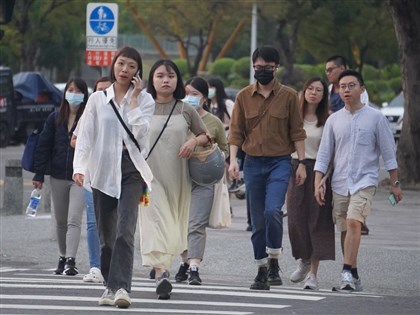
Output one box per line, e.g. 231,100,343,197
381,92,404,141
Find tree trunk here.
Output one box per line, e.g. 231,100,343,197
388,0,420,186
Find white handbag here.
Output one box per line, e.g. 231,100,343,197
208,175,231,229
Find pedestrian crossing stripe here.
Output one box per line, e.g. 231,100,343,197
0,270,384,314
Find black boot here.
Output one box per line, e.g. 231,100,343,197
53,256,66,275
250,266,270,290
268,258,283,285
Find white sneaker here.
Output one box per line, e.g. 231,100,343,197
83,267,104,283
98,288,115,306
290,259,310,283
303,272,319,290
354,277,363,292
340,271,355,291
114,288,131,308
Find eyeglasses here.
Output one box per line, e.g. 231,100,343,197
325,66,339,74
339,82,358,90
253,65,277,71
307,86,324,93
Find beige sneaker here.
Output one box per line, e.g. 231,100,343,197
98,288,115,306
303,272,319,290
114,288,131,308
290,259,310,283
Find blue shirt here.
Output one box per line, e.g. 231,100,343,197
314,105,397,195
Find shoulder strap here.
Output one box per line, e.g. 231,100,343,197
146,100,178,160
104,90,142,153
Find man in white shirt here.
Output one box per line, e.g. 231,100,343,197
325,55,370,236
314,70,403,291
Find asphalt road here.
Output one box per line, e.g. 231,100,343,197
0,144,419,314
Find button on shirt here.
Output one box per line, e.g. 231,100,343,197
314,105,397,195
73,85,155,198
229,80,306,156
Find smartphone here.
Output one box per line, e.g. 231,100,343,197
136,70,141,80
388,193,397,206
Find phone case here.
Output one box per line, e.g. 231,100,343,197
388,194,396,206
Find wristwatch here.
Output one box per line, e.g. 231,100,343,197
392,180,400,187
298,159,307,166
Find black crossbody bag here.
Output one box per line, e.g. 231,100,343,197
105,91,177,160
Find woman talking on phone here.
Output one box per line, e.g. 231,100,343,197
73,46,155,308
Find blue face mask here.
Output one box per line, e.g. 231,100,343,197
65,92,84,107
183,95,202,108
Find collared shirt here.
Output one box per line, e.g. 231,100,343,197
328,84,370,112
229,80,306,156
73,84,155,198
314,105,397,195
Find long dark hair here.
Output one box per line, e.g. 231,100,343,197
299,77,329,127
185,76,210,112
56,78,88,127
147,59,185,100
208,77,230,121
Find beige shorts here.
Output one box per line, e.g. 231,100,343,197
332,186,376,232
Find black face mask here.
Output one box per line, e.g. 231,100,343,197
254,69,274,85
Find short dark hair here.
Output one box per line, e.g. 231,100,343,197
110,46,143,82
338,69,365,86
93,76,112,92
147,59,185,100
252,45,280,64
185,77,209,98
326,55,347,69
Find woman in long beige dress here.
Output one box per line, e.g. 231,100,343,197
138,59,208,299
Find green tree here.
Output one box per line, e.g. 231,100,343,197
123,0,250,77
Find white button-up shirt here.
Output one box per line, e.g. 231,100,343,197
314,105,397,195
73,84,155,198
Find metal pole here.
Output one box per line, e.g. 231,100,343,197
249,2,257,84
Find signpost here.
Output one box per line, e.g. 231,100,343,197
86,3,118,67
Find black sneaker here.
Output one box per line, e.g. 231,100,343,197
54,256,66,275
149,268,156,279
175,262,189,282
188,266,202,285
250,266,270,290
268,258,283,285
156,271,172,300
63,257,78,276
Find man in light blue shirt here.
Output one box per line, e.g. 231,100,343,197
314,70,403,291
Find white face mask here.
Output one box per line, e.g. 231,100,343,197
183,95,202,108
208,87,216,99
65,92,84,106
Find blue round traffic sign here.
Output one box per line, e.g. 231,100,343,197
89,5,115,35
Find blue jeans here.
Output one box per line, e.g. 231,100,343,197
83,188,101,269
244,155,291,262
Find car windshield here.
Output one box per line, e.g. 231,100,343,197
388,93,404,107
